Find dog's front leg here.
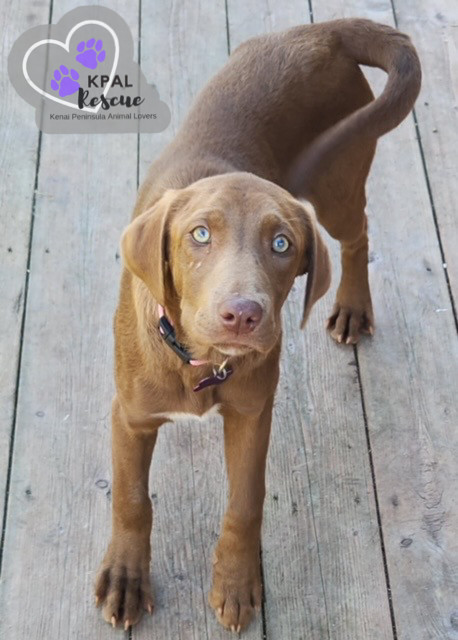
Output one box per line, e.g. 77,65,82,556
95,395,158,630
209,398,274,632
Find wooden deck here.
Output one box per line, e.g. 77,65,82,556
1,0,457,638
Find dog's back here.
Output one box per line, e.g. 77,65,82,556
137,19,420,210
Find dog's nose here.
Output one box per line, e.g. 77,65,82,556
218,297,263,334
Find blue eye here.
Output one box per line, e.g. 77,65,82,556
192,226,211,244
272,234,290,253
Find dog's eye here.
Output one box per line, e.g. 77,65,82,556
192,226,211,244
272,234,290,253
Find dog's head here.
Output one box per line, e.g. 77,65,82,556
121,173,330,360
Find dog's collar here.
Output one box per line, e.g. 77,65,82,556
158,306,200,365
158,305,233,392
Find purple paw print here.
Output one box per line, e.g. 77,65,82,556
50,65,80,97
76,38,106,70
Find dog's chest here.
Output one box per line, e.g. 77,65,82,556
151,403,222,424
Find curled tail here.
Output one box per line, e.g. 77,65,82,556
287,18,422,195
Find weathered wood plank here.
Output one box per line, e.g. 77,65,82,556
0,1,139,638
135,2,262,640
311,1,458,638
138,2,228,173
393,0,458,309
0,0,49,535
227,3,394,638
227,0,310,43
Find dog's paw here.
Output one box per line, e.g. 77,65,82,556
94,540,153,630
209,549,262,633
326,299,374,345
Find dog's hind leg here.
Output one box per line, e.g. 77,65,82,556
311,143,376,344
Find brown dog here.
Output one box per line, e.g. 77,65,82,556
94,18,421,633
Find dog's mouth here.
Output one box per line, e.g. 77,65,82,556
214,342,254,357
187,323,280,360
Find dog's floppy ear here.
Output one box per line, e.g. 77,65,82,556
297,203,331,328
121,190,182,306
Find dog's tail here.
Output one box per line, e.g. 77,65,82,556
287,19,421,195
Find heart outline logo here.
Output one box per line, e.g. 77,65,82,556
22,19,119,114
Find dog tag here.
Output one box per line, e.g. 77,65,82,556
193,365,234,392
